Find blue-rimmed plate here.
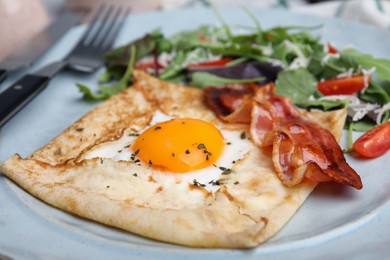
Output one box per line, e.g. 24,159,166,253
0,7,389,259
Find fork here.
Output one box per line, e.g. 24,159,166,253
0,3,129,128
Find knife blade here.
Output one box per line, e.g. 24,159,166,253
0,10,84,83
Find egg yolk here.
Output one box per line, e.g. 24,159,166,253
132,118,224,173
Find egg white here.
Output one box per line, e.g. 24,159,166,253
81,111,251,192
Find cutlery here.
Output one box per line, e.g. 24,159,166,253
0,10,84,83
0,3,129,128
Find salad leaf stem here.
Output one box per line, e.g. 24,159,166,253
190,72,264,89
210,1,233,40
344,122,355,153
242,6,262,34
77,46,136,101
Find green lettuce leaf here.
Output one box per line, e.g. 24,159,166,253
275,68,317,103
340,49,390,82
190,72,264,89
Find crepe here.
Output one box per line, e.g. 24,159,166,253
0,70,347,248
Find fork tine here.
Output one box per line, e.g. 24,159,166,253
88,5,116,47
65,3,128,72
92,5,121,48
101,7,130,51
79,3,107,46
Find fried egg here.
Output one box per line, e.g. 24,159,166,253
81,111,250,192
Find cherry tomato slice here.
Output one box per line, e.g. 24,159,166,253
327,43,338,54
187,58,233,69
135,61,163,71
353,121,390,158
317,75,370,96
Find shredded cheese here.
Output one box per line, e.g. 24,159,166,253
321,53,340,66
375,102,390,125
318,95,384,122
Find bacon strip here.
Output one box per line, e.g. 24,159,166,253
204,85,254,123
250,83,362,189
204,83,362,189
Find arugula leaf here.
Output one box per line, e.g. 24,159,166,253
168,25,221,51
275,68,317,103
257,25,322,47
360,81,390,105
382,80,390,96
190,72,264,89
340,49,390,82
242,6,262,34
77,83,107,101
298,99,347,111
104,30,167,80
159,50,189,80
210,2,233,40
77,46,136,101
346,117,377,132
307,51,354,80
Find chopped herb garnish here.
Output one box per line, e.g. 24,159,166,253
193,179,206,187
129,133,140,137
226,142,231,145
118,150,122,153
154,126,162,130
106,185,110,188
76,127,84,132
185,149,190,154
219,166,232,175
133,173,138,177
197,143,206,149
240,131,246,140
209,180,221,186
130,149,140,161
124,144,130,148
100,158,104,164
234,181,239,185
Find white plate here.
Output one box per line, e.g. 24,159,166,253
0,7,389,259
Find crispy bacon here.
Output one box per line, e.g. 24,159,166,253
250,83,362,189
204,83,362,189
204,85,255,123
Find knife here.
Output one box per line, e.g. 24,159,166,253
0,10,84,83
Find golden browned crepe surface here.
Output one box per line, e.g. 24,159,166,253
0,71,347,248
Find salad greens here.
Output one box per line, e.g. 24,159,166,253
78,8,390,136
190,72,265,89
78,46,137,100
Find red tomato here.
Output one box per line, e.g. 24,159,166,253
353,121,390,158
317,75,370,95
196,32,209,42
187,58,233,69
327,43,338,54
135,61,163,71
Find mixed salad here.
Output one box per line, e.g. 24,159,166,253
77,8,390,158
